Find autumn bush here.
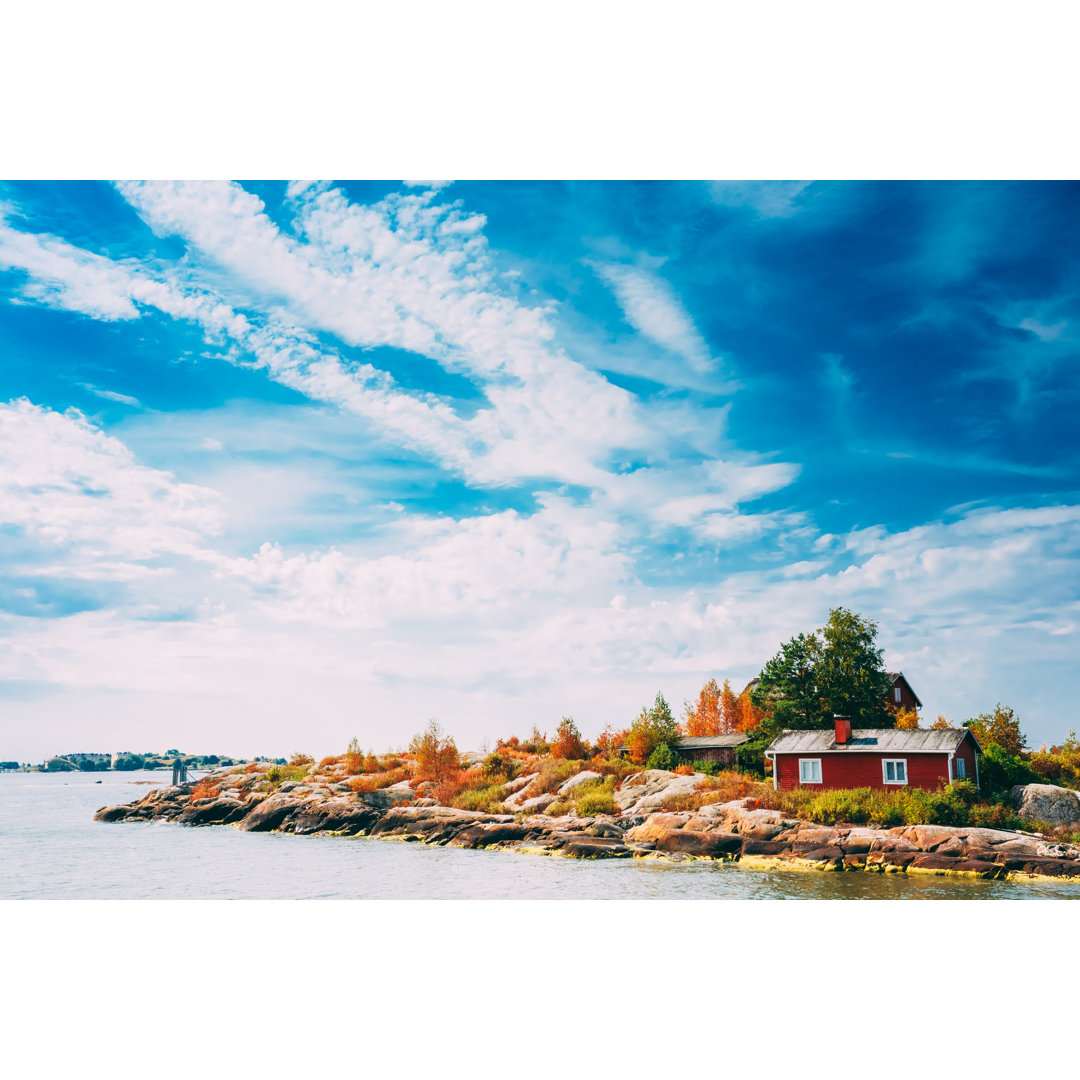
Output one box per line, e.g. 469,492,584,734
550,717,588,760
587,753,638,781
289,752,315,766
189,779,222,802
319,755,340,767
347,767,409,794
674,763,694,776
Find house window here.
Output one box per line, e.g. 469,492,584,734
883,759,907,784
799,758,822,784
955,758,966,779
894,687,902,703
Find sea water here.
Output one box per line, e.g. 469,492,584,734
4,770,1079,900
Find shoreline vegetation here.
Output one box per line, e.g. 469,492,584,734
95,725,1080,883
93,611,1080,884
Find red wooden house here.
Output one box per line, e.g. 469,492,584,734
765,719,981,792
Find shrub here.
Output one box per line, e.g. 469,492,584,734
572,777,618,817
587,753,639,781
451,783,506,813
673,763,694,776
319,755,340,767
691,760,719,777
288,752,315,766
347,766,409,794
645,742,676,771
979,743,1039,793
188,779,222,802
482,750,520,780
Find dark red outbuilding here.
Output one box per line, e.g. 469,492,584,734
765,721,981,792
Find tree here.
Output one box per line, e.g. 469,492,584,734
682,678,721,736
550,717,588,760
626,692,680,765
735,690,764,733
931,714,952,730
964,703,1026,756
719,679,739,733
752,608,893,731
409,719,459,782
754,631,824,728
894,706,920,730
814,608,893,727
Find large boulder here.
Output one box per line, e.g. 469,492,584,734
614,770,706,815
1010,784,1080,827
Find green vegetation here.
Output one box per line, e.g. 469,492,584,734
754,607,893,731
645,741,676,771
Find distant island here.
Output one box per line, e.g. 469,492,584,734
2,751,286,773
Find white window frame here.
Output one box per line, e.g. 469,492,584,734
799,758,823,785
955,757,966,779
882,758,908,785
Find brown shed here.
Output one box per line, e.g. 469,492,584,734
672,734,749,768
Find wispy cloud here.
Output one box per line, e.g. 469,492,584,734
589,259,719,376
708,180,812,218
79,383,141,407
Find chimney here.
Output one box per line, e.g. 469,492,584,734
834,716,851,745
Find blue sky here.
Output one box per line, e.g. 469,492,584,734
1,180,1078,760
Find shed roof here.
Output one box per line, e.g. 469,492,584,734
673,734,750,749
766,728,978,755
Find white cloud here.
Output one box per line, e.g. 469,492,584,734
590,260,718,375
0,398,222,568
79,383,141,407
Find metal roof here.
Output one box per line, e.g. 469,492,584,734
673,734,749,749
766,728,977,754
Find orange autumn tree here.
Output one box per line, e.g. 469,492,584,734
409,719,459,782
720,679,739,733
550,716,588,760
735,688,765,733
682,678,722,736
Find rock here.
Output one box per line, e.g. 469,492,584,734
1010,783,1080,827
557,770,602,795
502,774,540,808
361,786,415,809
94,804,135,822
289,803,380,836
448,824,530,849
652,830,742,858
177,797,248,826
237,793,300,832
499,774,534,798
414,798,437,807
625,813,693,844
518,793,557,813
561,836,632,858
460,751,486,766
613,770,706,814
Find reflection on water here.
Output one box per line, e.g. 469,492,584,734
4,771,1079,900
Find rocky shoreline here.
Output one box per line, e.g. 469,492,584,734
94,765,1080,882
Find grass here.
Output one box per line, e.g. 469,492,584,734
451,783,507,813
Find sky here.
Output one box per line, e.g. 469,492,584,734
1,179,1078,761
